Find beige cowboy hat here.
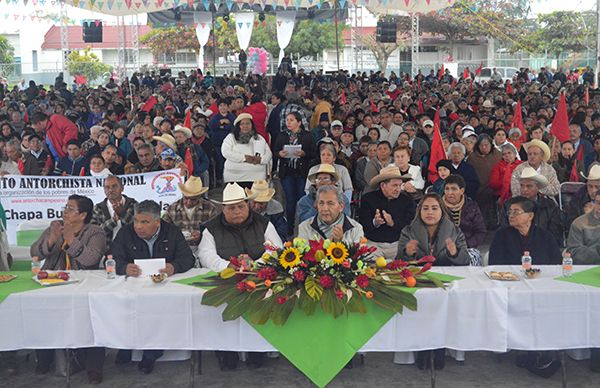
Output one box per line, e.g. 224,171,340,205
518,166,548,188
178,176,208,197
245,180,275,203
173,124,192,139
523,139,551,163
213,182,257,205
233,112,253,127
581,164,600,181
153,134,177,151
308,164,340,184
482,100,494,109
369,165,413,187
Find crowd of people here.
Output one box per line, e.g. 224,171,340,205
1,64,600,382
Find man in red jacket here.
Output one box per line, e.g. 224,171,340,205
30,112,78,161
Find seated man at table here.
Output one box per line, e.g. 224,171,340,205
297,164,350,226
30,194,106,384
91,175,137,253
298,185,364,244
111,200,195,374
198,182,283,369
163,176,220,262
246,179,288,241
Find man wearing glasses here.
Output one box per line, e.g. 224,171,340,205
296,164,350,225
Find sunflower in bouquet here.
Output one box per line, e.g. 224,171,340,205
199,237,446,325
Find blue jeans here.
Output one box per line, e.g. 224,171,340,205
281,175,306,234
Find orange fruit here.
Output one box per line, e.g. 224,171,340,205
405,277,417,288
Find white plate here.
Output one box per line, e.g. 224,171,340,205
32,275,80,287
484,271,520,281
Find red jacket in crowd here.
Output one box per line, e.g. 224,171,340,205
489,159,523,205
243,102,269,145
46,114,79,159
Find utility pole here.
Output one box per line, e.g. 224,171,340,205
596,0,600,87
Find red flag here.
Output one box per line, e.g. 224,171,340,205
417,77,421,90
44,155,53,171
184,148,194,176
183,109,192,129
79,167,86,176
370,99,378,113
463,68,470,80
428,110,446,183
340,89,346,105
569,161,579,182
74,75,87,85
512,100,526,142
118,86,123,98
23,110,28,123
438,64,445,80
468,79,473,96
550,93,570,143
506,80,513,95
575,139,585,162
141,96,158,113
584,87,590,106
17,159,24,174
475,62,483,76
418,99,424,114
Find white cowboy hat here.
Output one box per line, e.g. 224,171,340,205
523,139,551,163
245,180,275,203
369,165,413,187
173,125,192,139
308,164,340,184
518,166,548,188
152,134,177,151
178,176,208,197
581,164,600,181
213,182,256,205
233,113,253,127
482,100,494,109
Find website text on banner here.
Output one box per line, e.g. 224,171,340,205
0,169,184,246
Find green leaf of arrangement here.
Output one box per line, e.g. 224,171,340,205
201,284,240,307
346,292,367,314
421,273,447,289
321,289,344,318
271,294,297,325
298,289,317,316
305,276,324,301
219,267,237,279
222,292,254,321
383,286,418,311
246,296,275,325
369,283,406,313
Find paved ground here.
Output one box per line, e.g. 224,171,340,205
3,349,599,387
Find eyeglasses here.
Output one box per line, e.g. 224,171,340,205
507,209,527,217
315,177,333,182
62,205,80,213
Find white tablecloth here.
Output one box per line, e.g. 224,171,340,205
1,266,599,352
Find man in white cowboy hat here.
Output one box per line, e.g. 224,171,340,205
163,176,220,255
359,165,416,260
297,185,363,244
246,180,288,241
511,139,560,197
565,164,600,226
297,164,350,225
153,133,177,155
502,166,563,246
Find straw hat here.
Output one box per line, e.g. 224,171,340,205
245,180,275,203
178,176,208,197
482,100,494,109
233,113,253,127
581,164,600,181
518,166,548,188
369,165,413,187
523,139,551,163
173,125,192,139
308,164,340,184
153,134,177,151
213,182,256,205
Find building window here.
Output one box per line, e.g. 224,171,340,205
156,52,197,65
32,50,38,72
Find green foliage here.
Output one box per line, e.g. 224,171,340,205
140,25,200,56
0,36,15,79
65,48,112,83
528,11,596,59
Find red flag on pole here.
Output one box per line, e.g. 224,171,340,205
370,99,378,113
550,93,570,143
463,68,470,80
17,159,24,175
79,167,86,176
184,148,194,176
417,77,421,90
428,109,446,183
569,161,580,182
475,62,483,76
512,100,526,142
44,155,53,171
575,139,585,162
183,109,192,129
438,64,445,81
118,86,123,98
340,89,346,105
141,96,158,113
468,79,473,96
418,99,424,114
506,80,513,95
584,87,590,106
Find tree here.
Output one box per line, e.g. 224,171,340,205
66,48,112,84
356,29,408,71
0,36,15,79
140,25,200,57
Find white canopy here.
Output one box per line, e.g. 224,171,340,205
62,0,454,17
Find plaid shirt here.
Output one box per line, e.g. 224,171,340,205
162,198,221,237
91,195,138,253
279,103,310,132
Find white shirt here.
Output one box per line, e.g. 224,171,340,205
197,222,283,272
379,124,403,147
107,197,125,240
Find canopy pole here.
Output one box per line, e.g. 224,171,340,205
334,2,340,71
212,10,217,76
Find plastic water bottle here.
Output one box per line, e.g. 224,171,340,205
31,256,41,275
521,251,532,274
562,252,573,278
105,255,116,279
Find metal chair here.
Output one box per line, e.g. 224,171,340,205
558,182,585,211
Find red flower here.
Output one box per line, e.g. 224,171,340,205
335,290,345,300
355,274,369,289
319,275,334,289
341,260,351,268
236,281,247,292
293,270,306,282
304,239,325,262
417,255,436,264
400,268,413,279
229,257,242,268
277,297,287,305
416,262,433,275
257,267,278,281
387,260,408,270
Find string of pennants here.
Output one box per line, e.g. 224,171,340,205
0,0,456,12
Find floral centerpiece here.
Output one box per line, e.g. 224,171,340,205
199,237,444,325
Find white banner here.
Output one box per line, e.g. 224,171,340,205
194,12,213,72
234,11,255,51
276,11,296,66
0,169,184,246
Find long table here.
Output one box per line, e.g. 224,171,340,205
1,266,599,353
